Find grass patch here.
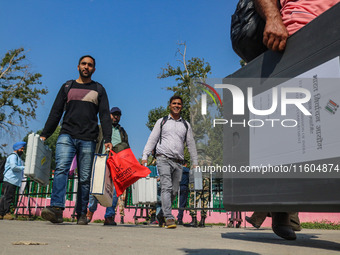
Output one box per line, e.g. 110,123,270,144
301,220,340,230
205,223,226,226
93,219,104,223
14,215,76,222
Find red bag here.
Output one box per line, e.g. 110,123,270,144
106,148,151,197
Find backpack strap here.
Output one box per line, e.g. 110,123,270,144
159,116,169,144
159,116,189,144
64,80,74,98
63,80,74,110
93,81,103,97
181,118,189,143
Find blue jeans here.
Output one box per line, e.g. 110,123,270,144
156,181,162,216
51,134,96,216
177,185,189,221
88,189,118,218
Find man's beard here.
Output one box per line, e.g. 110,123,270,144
79,69,93,78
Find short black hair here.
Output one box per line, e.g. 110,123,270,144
79,55,96,67
169,95,183,104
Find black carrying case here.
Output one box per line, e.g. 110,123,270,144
222,3,340,212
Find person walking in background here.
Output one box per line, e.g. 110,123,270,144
142,95,198,229
117,190,127,224
40,55,113,225
86,107,129,226
185,143,211,228
0,142,26,220
177,162,190,225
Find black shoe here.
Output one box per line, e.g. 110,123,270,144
41,206,63,224
177,220,183,225
156,213,165,227
77,214,88,225
104,216,117,226
272,225,296,240
272,212,296,240
245,216,260,229
291,224,302,232
120,216,124,224
184,216,197,227
236,221,241,228
198,217,206,228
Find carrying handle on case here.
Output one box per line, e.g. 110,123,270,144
143,163,151,179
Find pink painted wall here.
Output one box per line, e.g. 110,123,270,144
16,197,340,227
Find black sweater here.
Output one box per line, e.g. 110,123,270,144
41,80,112,143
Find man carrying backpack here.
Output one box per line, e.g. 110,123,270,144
40,55,112,225
142,95,198,229
0,141,26,220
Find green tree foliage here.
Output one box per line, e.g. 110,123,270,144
0,48,47,152
157,43,211,122
147,42,223,166
146,106,169,131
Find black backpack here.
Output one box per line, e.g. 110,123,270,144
0,153,16,182
0,158,6,182
152,116,189,157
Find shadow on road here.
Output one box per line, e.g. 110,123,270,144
180,248,259,255
221,231,340,252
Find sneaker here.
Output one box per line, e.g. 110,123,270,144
104,216,117,226
77,214,88,225
3,213,15,220
156,214,165,228
86,210,94,223
41,206,63,224
165,218,177,229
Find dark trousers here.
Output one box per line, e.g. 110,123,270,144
177,185,189,221
249,211,300,228
0,181,17,216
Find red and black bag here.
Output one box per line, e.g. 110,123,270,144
106,143,150,197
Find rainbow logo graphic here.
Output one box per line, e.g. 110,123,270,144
197,82,223,107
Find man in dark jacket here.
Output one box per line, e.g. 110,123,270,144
40,55,113,225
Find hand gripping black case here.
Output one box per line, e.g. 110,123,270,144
222,3,340,212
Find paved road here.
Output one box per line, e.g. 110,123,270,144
0,220,339,255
